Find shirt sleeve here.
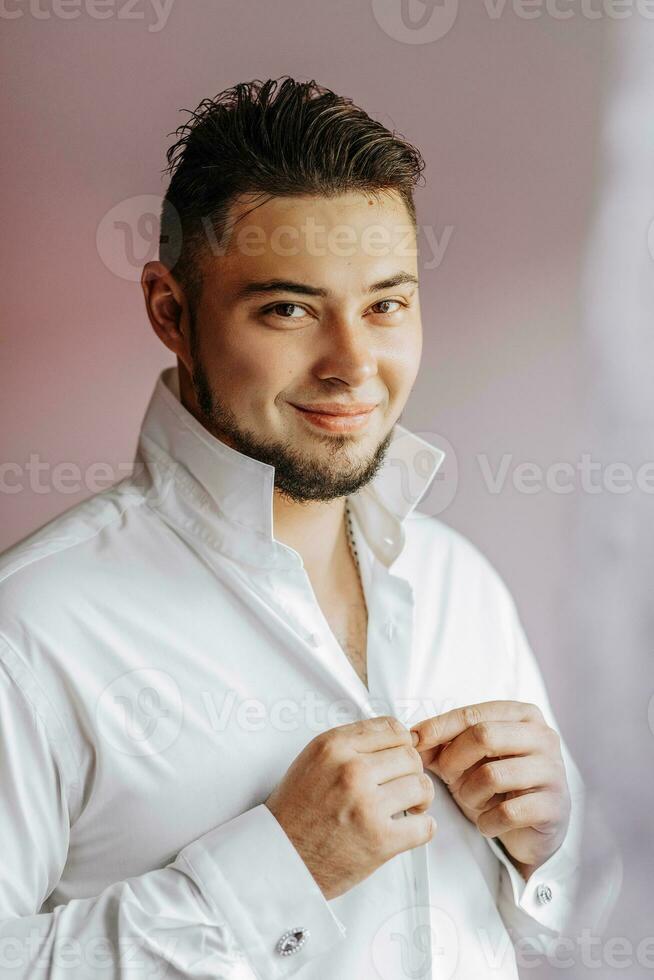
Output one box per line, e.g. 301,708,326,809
0,643,347,980
483,604,622,945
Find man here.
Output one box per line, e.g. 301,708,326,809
0,77,618,979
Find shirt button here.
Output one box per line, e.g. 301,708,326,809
535,883,553,904
384,620,396,640
276,926,310,956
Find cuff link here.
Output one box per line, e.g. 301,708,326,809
535,883,553,904
276,926,310,956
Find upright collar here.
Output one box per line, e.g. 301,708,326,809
135,366,445,568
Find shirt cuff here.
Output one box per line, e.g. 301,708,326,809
175,803,347,978
485,825,580,934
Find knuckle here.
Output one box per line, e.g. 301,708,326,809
480,761,501,788
314,725,336,747
406,746,422,769
463,705,483,730
499,797,520,824
497,799,514,823
368,715,406,739
310,729,328,749
313,731,340,763
348,797,369,830
472,721,491,746
384,715,407,737
337,759,364,792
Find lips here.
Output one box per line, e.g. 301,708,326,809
290,402,378,416
290,402,378,432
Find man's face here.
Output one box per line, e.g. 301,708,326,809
183,189,422,503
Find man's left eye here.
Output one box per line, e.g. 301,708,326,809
271,303,307,318
370,299,403,315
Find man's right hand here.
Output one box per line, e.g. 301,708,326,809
264,715,437,900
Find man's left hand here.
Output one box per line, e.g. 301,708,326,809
410,700,571,877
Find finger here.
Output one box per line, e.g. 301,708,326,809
379,771,435,818
385,811,437,855
367,743,424,785
435,720,556,784
331,715,413,754
411,701,543,752
476,789,561,838
456,755,558,812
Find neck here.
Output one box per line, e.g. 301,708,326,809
272,491,349,583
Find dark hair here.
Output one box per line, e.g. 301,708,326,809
159,76,426,312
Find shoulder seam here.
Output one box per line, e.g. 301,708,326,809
0,487,148,587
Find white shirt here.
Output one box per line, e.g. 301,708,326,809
0,365,618,980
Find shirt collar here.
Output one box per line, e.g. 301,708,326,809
135,366,445,568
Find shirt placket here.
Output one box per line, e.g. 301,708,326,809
365,560,434,980
276,546,435,980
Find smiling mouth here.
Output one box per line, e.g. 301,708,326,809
290,401,379,415
290,403,377,432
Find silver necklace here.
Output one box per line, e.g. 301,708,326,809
344,500,361,577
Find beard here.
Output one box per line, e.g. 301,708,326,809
188,327,395,504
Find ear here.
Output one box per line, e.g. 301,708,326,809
141,261,193,374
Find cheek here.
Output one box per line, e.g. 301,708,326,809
385,334,422,396
210,337,304,424
205,332,278,397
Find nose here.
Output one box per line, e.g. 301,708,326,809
312,316,378,388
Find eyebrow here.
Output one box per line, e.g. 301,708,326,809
234,272,419,300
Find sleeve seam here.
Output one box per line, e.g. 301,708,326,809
0,631,82,822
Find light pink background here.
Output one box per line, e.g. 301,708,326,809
2,5,644,976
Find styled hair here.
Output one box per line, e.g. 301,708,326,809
159,76,426,312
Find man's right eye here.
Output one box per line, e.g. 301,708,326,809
263,302,310,320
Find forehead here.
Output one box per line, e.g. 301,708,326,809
202,190,418,293
227,189,412,232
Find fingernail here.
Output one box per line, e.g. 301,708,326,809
411,730,420,747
